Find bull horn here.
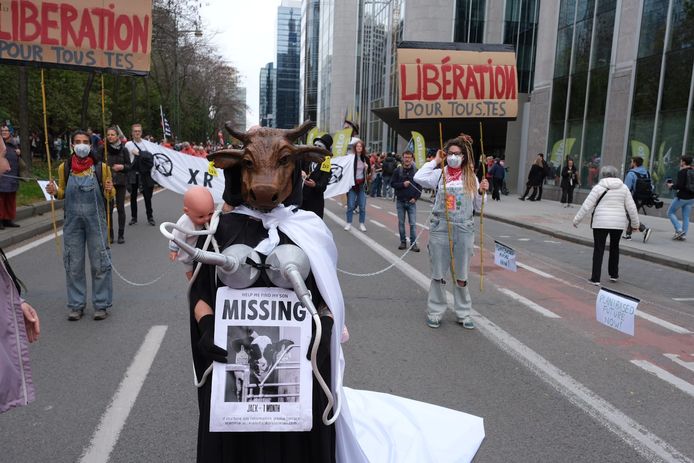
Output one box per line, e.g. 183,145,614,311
224,122,250,145
284,120,315,142
207,148,244,169
291,145,332,163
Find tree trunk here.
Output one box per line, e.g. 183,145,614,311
81,72,95,128
131,77,137,122
18,66,31,170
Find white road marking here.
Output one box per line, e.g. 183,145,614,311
517,262,556,279
369,219,387,229
663,353,694,373
416,222,429,230
672,297,694,302
325,208,692,463
497,288,562,319
499,235,511,238
544,240,561,244
630,360,694,399
371,204,382,209
636,311,692,334
518,238,530,241
387,211,398,217
80,325,168,463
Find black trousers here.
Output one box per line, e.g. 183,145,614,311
109,184,127,239
492,178,502,200
561,186,575,204
592,228,622,281
521,184,538,200
130,182,153,221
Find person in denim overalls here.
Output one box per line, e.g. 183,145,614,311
45,131,115,321
414,135,489,329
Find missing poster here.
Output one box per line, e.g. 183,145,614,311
210,287,313,432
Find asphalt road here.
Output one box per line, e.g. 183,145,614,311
1,191,692,462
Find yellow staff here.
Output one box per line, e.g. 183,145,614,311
439,122,457,283
100,74,112,245
478,122,486,292
40,69,61,256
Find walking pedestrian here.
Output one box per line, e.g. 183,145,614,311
381,151,397,199
414,134,489,329
623,156,653,242
391,151,421,251
100,127,132,244
519,154,545,201
560,158,579,207
344,140,371,232
125,124,156,226
44,130,115,321
0,125,21,229
489,158,505,201
665,155,694,241
572,165,640,285
369,153,383,197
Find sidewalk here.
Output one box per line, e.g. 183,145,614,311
0,200,65,249
480,196,694,273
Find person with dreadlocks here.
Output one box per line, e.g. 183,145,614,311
414,134,489,329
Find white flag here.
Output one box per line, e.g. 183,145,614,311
324,154,355,198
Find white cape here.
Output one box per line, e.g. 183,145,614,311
232,205,485,462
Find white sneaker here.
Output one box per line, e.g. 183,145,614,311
344,224,351,231
359,223,367,232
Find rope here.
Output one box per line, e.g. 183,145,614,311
100,74,112,246
479,122,486,292
40,69,61,256
439,122,458,283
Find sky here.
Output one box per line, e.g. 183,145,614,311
200,0,283,129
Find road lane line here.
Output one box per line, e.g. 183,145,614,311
517,262,556,279
369,220,387,229
497,288,561,319
79,325,168,463
630,360,694,398
416,222,429,230
664,353,694,373
371,204,382,209
636,311,692,334
387,211,397,217
544,240,561,244
518,238,530,241
672,298,694,302
325,208,691,463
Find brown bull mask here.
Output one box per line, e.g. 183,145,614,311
208,120,331,211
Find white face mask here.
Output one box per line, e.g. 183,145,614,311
74,144,91,158
446,154,463,169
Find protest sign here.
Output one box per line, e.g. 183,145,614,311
595,288,639,336
210,287,313,432
494,241,517,272
0,0,152,74
398,43,518,119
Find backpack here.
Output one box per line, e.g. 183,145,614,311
632,171,653,201
685,168,694,193
382,157,397,175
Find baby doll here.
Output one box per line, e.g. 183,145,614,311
169,186,215,280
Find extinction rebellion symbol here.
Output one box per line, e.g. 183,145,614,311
328,164,344,185
153,153,173,177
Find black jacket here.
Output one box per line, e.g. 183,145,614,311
99,144,132,186
560,165,578,189
673,167,694,200
526,164,544,186
391,164,421,202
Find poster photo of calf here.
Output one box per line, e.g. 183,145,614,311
225,326,301,403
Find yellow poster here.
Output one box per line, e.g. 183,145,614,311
331,128,353,157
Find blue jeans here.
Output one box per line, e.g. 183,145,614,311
382,175,393,198
668,197,694,236
396,200,417,243
370,173,382,197
346,186,367,224
63,173,113,312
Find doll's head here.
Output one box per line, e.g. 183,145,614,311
183,186,215,226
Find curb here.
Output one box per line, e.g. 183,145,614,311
15,199,64,221
1,200,64,250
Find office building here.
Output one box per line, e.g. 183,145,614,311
259,62,276,128
276,0,302,129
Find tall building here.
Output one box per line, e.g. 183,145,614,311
276,0,302,129
235,86,247,130
300,0,320,123
259,62,276,128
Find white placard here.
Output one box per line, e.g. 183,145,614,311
37,180,53,201
494,241,517,272
210,286,313,432
595,288,639,336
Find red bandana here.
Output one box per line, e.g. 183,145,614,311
71,155,94,174
445,166,462,183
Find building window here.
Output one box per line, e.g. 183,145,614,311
455,0,486,43
503,0,540,93
547,0,616,188
627,0,694,198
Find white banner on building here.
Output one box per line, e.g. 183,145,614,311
595,288,639,336
133,140,227,203
210,287,313,432
324,154,355,198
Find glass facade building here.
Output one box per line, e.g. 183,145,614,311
300,0,320,123
547,0,617,188
627,0,694,195
454,0,486,44
259,62,276,128
276,2,301,129
503,0,540,94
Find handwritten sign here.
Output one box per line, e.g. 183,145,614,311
398,44,518,119
596,288,639,336
0,0,152,74
494,241,517,272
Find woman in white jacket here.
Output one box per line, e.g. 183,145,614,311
573,165,640,285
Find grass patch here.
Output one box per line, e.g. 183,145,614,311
16,160,61,206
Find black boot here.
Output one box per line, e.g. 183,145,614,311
3,220,19,228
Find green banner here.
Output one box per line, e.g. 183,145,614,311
411,131,426,168
630,140,650,165
549,138,575,166
332,128,353,157
306,127,319,146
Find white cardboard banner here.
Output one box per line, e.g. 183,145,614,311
595,288,639,336
324,154,355,198
210,286,313,432
494,241,517,272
